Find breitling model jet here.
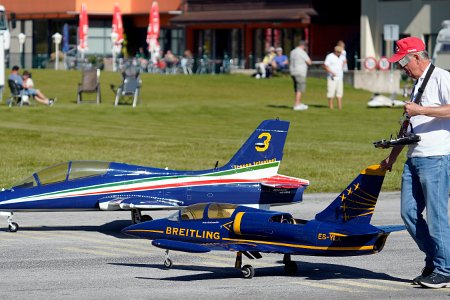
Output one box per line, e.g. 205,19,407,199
122,164,404,279
0,119,308,232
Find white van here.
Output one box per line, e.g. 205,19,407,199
0,5,10,50
433,20,450,70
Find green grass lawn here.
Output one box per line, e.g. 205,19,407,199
0,69,406,192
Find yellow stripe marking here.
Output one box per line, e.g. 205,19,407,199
360,164,386,176
347,195,376,205
125,229,164,234
233,212,245,235
361,278,410,287
222,237,374,251
292,281,356,292
356,189,378,201
329,232,347,237
336,279,402,291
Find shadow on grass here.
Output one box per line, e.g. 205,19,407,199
110,260,409,282
266,104,328,109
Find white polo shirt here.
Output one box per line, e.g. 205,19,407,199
407,63,450,157
324,52,344,79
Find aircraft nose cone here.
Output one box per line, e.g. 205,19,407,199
121,223,144,237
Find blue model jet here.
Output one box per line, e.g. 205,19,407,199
122,164,404,279
0,119,309,232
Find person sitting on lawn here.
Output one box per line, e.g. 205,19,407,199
8,66,54,106
273,47,289,73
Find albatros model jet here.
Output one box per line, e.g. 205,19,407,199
122,164,404,279
0,119,309,232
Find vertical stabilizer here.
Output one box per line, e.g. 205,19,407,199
221,119,289,174
315,165,386,225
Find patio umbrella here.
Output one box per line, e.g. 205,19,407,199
78,3,88,60
146,1,160,63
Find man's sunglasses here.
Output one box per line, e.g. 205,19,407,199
398,55,411,68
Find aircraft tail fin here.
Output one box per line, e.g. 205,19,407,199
315,165,386,225
221,119,289,174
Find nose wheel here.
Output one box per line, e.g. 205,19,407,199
163,249,173,268
1,212,19,232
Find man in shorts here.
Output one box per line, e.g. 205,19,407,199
324,46,345,109
289,40,312,111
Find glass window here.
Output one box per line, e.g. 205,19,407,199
180,203,208,220
36,163,69,185
168,211,180,221
12,175,38,189
270,213,295,224
0,11,7,30
68,161,110,181
207,203,237,219
440,44,450,53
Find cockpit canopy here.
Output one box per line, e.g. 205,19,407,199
169,203,239,221
12,161,110,189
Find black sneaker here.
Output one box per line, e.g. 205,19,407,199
412,266,434,285
419,271,450,288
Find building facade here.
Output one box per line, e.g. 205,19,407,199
3,0,365,70
361,0,450,61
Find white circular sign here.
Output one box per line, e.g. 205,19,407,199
378,56,390,71
364,57,377,70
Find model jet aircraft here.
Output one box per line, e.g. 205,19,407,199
122,164,404,279
0,119,309,232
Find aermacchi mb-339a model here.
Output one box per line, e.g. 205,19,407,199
0,119,309,232
122,164,404,279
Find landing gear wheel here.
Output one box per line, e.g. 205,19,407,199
284,261,298,275
241,265,255,279
164,258,173,268
141,215,153,222
8,222,19,233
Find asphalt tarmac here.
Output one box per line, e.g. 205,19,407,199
1,192,450,299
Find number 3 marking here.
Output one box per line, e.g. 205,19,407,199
255,132,271,152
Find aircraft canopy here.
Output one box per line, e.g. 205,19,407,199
178,203,238,221
12,161,110,188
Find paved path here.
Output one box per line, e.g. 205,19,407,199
1,192,449,299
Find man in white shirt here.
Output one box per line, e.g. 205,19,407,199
381,36,450,289
323,45,345,109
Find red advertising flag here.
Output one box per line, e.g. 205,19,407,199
112,3,124,44
146,1,160,51
78,3,89,52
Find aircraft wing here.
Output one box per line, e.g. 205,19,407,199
222,242,292,254
149,238,292,254
98,196,183,211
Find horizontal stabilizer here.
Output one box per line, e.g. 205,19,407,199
152,239,211,253
261,175,309,188
377,225,406,233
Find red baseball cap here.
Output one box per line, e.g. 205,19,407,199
388,37,425,63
